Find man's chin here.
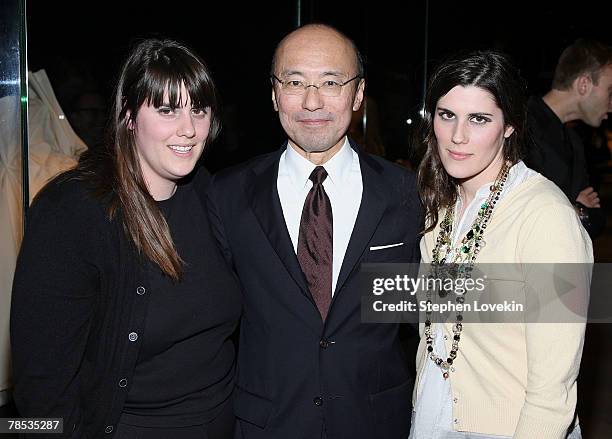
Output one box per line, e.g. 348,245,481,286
289,141,335,155
303,146,335,153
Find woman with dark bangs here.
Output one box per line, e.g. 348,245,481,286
410,50,591,438
10,39,241,438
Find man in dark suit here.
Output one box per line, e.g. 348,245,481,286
207,23,422,439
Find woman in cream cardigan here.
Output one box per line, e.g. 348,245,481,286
410,50,592,438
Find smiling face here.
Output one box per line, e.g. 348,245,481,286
578,64,612,127
434,85,514,192
271,25,364,158
132,84,211,199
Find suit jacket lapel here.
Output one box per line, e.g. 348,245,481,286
247,147,312,301
333,142,387,298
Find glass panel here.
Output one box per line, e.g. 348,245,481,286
0,0,25,402
291,1,428,170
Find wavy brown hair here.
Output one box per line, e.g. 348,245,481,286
75,38,220,280
416,50,527,233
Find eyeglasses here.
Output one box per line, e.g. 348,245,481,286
271,74,361,97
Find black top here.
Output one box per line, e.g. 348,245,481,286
10,167,241,438
526,95,586,200
122,182,241,427
526,96,605,238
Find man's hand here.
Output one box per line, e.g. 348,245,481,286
576,186,601,208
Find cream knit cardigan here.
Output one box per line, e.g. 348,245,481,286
415,174,593,438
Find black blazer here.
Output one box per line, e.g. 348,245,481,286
206,140,422,439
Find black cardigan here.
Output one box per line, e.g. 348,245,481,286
10,167,240,438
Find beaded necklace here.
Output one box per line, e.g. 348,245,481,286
425,162,510,379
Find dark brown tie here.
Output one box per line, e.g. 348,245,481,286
297,166,333,321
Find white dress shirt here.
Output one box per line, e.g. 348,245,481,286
277,137,363,296
410,161,537,439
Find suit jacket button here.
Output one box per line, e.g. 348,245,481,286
104,425,113,434
319,339,330,349
313,396,323,406
118,378,128,388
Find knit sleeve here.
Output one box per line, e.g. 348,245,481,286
513,197,592,439
10,180,102,437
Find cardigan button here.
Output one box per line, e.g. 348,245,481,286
128,332,138,342
118,378,128,388
104,425,113,434
136,286,146,295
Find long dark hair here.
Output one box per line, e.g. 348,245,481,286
416,50,527,232
76,38,220,280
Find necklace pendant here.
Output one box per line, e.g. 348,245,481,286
443,372,449,380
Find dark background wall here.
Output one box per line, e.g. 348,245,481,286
16,2,612,437
27,0,611,172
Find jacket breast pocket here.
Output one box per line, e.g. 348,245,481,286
366,242,411,263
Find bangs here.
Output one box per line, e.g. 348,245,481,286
138,52,217,111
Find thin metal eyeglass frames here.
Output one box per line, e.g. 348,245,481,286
271,74,361,97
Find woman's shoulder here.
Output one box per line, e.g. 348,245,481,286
31,169,109,225
506,172,573,210
513,175,592,262
507,172,591,247
499,173,581,237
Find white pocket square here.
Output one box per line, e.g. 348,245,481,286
369,242,404,251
